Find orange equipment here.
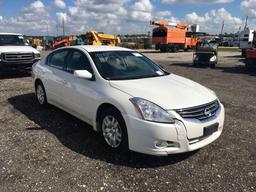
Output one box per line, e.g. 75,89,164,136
150,20,199,52
245,31,256,68
51,38,70,49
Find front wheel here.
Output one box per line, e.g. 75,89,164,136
210,63,216,68
100,108,128,152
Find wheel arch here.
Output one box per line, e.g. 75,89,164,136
34,78,43,89
95,103,124,132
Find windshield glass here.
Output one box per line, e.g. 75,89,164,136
0,35,25,46
90,51,169,80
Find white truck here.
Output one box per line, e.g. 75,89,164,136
239,28,254,57
0,33,40,69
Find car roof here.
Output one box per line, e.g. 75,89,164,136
74,45,132,53
0,32,23,36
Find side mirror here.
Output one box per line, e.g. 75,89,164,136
74,70,93,80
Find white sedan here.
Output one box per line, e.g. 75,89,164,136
32,46,225,156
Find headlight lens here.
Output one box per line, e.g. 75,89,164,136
35,53,41,59
130,97,175,123
210,55,217,62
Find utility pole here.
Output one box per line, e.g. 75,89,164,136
62,18,65,37
220,20,224,36
56,24,59,37
244,15,248,30
219,20,224,44
46,23,49,36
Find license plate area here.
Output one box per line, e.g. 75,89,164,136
204,123,219,137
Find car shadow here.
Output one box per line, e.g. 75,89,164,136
8,93,196,168
0,68,31,80
223,55,243,58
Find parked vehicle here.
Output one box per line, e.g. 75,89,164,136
84,31,120,46
239,28,254,57
0,33,40,69
245,31,256,69
193,39,218,68
150,20,199,52
32,45,225,156
51,38,70,49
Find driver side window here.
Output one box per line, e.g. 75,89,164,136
67,50,92,73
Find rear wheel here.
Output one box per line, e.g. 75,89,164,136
173,45,178,53
35,82,48,107
160,46,167,52
245,59,254,69
100,108,128,152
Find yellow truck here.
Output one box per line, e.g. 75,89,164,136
84,31,120,46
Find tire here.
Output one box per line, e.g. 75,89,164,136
100,108,128,152
173,46,178,53
242,49,246,57
35,82,48,107
193,59,198,67
210,63,216,68
160,46,167,52
245,59,254,69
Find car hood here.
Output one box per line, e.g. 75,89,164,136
0,46,39,53
110,74,217,110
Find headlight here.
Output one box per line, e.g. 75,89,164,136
130,97,175,123
210,55,217,62
35,53,41,59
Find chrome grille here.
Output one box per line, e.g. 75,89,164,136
3,52,34,63
175,100,219,120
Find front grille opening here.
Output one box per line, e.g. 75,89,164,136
175,100,220,121
3,52,34,63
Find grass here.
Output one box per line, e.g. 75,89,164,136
218,47,240,52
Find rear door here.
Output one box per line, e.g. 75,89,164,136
43,49,70,107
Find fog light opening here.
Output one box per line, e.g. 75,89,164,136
155,141,180,149
155,141,168,148
167,141,180,148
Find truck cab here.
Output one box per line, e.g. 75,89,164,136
0,33,40,70
245,31,256,69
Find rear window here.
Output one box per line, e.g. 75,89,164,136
47,50,69,70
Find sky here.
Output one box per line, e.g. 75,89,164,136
0,0,255,36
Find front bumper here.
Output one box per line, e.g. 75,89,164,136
124,103,225,156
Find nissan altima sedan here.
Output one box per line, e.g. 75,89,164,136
32,46,224,156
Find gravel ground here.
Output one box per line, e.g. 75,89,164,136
0,50,255,192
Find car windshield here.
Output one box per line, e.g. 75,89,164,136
90,51,169,80
0,35,25,46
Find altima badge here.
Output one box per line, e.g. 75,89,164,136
204,107,212,117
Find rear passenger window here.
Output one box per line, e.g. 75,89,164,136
48,50,69,70
67,50,92,73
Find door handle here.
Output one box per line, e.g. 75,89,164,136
56,79,67,85
62,80,67,85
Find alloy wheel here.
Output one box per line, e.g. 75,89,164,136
102,115,122,148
